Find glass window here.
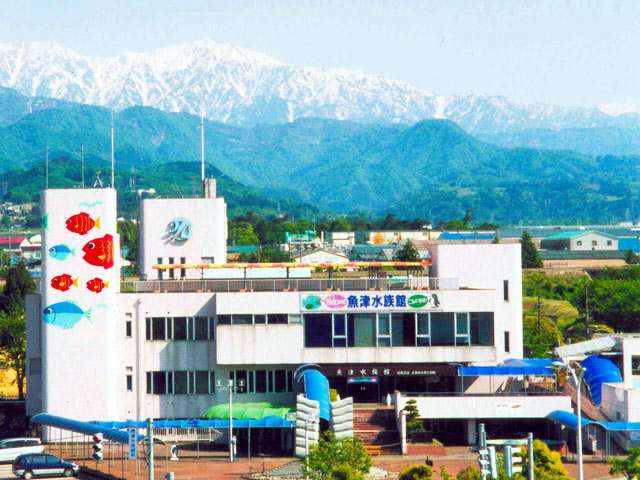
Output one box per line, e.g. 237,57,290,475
287,370,293,392
503,280,509,302
255,370,267,393
152,318,166,341
146,372,151,394
504,331,511,353
126,320,132,338
152,371,167,394
173,317,188,340
304,314,332,347
289,314,302,324
631,356,640,375
267,370,275,393
334,314,346,336
392,313,416,347
456,313,470,346
217,315,231,325
126,374,133,391
195,371,209,394
470,312,495,346
209,318,215,340
233,314,252,325
209,371,216,394
430,313,455,346
194,317,209,340
174,371,188,394
234,370,248,393
577,241,582,246
268,314,288,324
353,313,376,347
592,240,597,246
275,370,287,393
145,318,151,340
254,315,267,324
377,313,391,347
248,371,255,393
416,313,430,347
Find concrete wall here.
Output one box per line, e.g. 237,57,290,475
139,197,227,280
40,188,119,423
430,243,523,362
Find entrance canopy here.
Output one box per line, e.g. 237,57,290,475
32,414,141,444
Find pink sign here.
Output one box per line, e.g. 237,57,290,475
324,294,348,309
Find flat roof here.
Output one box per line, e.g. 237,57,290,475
153,261,431,270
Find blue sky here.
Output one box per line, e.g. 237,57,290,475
2,0,638,108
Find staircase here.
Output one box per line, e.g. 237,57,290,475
352,406,401,455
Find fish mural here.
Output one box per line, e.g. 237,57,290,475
49,244,75,261
50,274,78,292
82,234,114,269
66,212,101,235
86,277,109,294
42,301,92,329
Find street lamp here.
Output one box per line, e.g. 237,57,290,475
553,360,586,480
217,378,245,462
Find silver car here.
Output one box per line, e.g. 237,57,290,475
0,439,44,462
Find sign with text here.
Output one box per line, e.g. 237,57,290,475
127,427,138,460
301,291,441,312
321,364,457,377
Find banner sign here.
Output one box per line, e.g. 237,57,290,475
321,364,457,377
127,427,138,460
301,291,441,312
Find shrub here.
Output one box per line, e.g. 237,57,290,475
398,464,433,480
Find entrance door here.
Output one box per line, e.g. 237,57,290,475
348,381,379,403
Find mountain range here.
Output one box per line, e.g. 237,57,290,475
1,90,640,225
2,39,640,144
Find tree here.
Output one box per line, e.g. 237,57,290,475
303,431,372,480
117,220,139,261
397,240,419,262
403,399,425,437
0,308,26,400
517,440,571,480
609,447,640,479
3,263,35,311
625,249,640,265
522,315,563,358
455,466,481,480
520,231,543,268
398,464,434,480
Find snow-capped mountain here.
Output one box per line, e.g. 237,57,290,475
0,39,633,132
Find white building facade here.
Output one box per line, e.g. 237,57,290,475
27,186,570,447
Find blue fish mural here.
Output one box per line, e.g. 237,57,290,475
49,244,75,261
42,301,92,329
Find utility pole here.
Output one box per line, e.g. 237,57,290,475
147,417,154,480
81,142,85,188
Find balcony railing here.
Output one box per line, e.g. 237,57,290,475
120,276,459,294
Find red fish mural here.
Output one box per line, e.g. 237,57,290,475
82,234,114,269
50,274,78,292
86,277,109,294
66,212,101,235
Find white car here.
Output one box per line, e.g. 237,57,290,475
0,439,44,462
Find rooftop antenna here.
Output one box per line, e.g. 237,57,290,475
81,142,85,188
94,170,104,188
45,146,49,189
110,104,115,188
200,87,205,192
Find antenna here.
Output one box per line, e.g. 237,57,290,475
45,146,49,189
110,104,115,188
81,142,85,188
200,87,205,188
94,170,104,188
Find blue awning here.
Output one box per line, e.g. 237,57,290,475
31,414,142,444
546,411,640,431
91,417,293,429
459,366,555,376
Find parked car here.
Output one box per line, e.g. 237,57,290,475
12,453,79,479
0,439,44,462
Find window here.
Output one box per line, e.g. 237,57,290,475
168,257,175,279
201,257,215,263
377,314,391,347
255,370,267,393
254,315,266,324
503,280,509,302
180,257,186,279
275,370,287,393
607,240,612,246
416,313,430,346
152,317,166,340
210,371,216,393
218,315,231,325
333,314,347,347
174,371,188,394
504,331,511,353
126,374,133,391
430,313,455,346
576,241,582,246
173,317,188,340
632,356,640,376
352,313,376,347
470,313,495,346
592,240,597,246
268,314,288,324
157,257,163,280
194,317,209,339
232,314,252,325
195,371,209,394
125,320,132,337
391,313,416,346
455,313,470,346
305,314,332,347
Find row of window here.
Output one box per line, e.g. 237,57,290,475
145,317,215,341
304,312,494,348
144,369,294,395
217,314,300,325
576,240,613,247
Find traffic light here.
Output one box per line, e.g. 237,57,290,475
92,433,103,462
505,445,523,478
477,446,497,479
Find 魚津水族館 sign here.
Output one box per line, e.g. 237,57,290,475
301,291,441,312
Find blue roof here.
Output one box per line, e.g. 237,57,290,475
441,233,495,241
92,418,292,429
502,358,558,368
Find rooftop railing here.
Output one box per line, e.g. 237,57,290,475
120,276,460,294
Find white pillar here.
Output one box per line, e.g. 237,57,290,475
467,418,477,445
